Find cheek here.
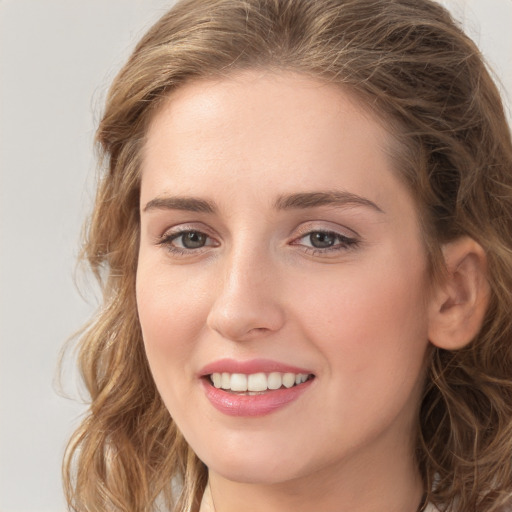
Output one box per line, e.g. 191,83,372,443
136,264,210,391
293,252,430,381
294,268,430,441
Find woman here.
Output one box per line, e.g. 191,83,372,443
64,1,512,511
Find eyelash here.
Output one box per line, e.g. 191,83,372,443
158,229,219,256
292,230,359,255
157,228,359,257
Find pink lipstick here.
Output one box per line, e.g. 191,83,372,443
199,358,314,417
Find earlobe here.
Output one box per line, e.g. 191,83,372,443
428,236,490,350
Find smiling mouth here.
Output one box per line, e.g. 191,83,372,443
207,372,314,394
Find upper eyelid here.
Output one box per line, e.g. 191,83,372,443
292,231,359,248
292,221,360,240
159,232,217,249
295,230,355,241
159,222,216,238
167,231,218,247
154,220,361,243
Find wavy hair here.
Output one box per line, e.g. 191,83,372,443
63,1,512,511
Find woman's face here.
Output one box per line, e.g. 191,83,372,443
137,71,432,485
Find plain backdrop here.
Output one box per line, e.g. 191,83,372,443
0,1,511,511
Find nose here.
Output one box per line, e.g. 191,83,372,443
206,247,286,342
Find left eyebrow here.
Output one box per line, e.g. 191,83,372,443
273,191,384,213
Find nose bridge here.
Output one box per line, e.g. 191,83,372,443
206,238,285,341
226,240,267,291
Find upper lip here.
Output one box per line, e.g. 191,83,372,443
199,358,314,377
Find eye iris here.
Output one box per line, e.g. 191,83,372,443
310,232,336,248
182,231,206,249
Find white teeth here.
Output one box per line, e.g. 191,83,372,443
268,372,282,390
221,372,231,389
212,373,222,388
282,373,295,388
230,373,248,392
210,372,310,392
295,374,308,385
247,372,267,392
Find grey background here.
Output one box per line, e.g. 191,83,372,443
0,1,511,511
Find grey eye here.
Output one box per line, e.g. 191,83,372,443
308,232,337,248
179,231,208,249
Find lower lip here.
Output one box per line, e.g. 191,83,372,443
202,378,313,417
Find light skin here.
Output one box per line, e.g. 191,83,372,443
136,71,489,512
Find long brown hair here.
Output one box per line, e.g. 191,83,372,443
64,1,512,511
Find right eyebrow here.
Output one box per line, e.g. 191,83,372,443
142,196,216,214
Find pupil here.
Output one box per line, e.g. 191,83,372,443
310,232,335,248
183,231,206,249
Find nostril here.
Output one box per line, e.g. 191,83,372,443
206,306,285,342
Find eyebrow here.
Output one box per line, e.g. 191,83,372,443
143,196,216,213
274,191,384,213
142,190,384,214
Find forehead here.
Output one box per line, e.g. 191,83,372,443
145,70,390,150
141,70,414,218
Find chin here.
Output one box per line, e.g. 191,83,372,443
194,433,320,485
208,458,307,486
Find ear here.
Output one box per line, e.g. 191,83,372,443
428,236,490,350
